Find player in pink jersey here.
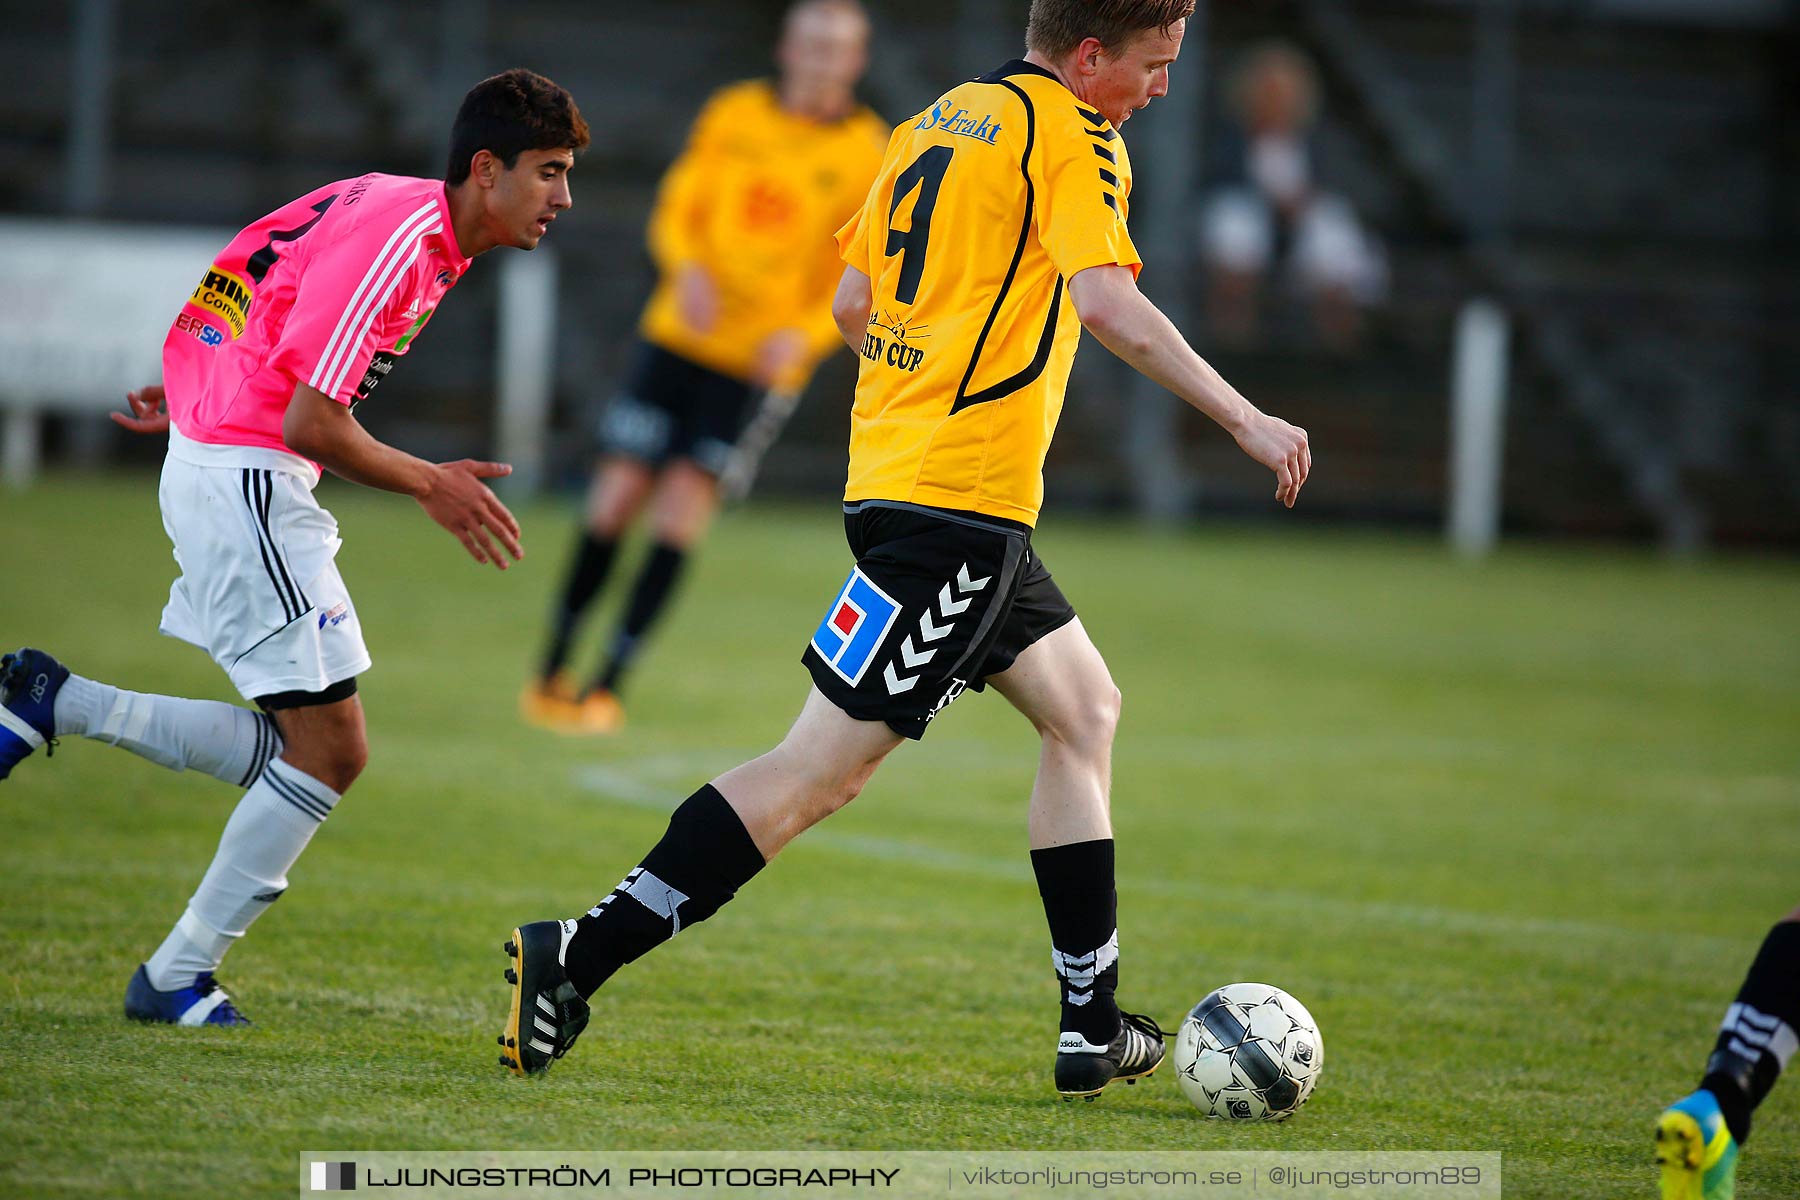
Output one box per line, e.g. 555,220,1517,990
0,70,588,1028
162,169,476,458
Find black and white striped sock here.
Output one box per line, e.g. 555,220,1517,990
1032,839,1121,1046
1702,919,1800,1145
562,784,765,997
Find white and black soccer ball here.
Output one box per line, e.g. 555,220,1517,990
1172,982,1323,1121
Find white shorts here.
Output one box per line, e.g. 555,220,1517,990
157,448,371,702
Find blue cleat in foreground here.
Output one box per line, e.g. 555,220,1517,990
0,647,68,781
124,965,251,1027
1656,1088,1739,1200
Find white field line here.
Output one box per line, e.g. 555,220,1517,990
571,748,1737,954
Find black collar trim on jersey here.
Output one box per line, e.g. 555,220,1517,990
975,59,1059,85
976,62,1107,128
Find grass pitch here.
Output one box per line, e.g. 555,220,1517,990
2,472,1796,1198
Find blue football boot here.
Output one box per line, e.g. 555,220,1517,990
0,648,68,781
124,964,251,1027
1656,1088,1739,1200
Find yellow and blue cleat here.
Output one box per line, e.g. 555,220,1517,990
1656,1088,1738,1200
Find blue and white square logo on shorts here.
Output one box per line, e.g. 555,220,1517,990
810,567,901,687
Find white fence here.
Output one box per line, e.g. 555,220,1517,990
0,218,559,491
0,218,229,484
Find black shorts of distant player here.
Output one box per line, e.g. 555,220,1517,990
595,341,761,479
802,502,1077,740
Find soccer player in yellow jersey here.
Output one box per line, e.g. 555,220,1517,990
524,0,886,732
499,0,1312,1099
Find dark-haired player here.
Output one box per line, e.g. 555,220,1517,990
0,69,587,1027
497,0,1308,1099
522,0,886,735
1657,908,1799,1199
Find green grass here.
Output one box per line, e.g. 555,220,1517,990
3,471,1797,1198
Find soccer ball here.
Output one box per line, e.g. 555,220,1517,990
1172,982,1323,1121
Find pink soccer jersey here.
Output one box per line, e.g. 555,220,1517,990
163,174,472,462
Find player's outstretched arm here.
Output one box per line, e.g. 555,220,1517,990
832,266,873,354
281,383,523,570
1069,265,1311,508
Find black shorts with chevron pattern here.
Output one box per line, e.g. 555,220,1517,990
801,500,1076,739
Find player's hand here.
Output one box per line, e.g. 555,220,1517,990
676,264,719,334
751,328,808,390
416,460,524,570
1233,411,1311,508
112,384,170,435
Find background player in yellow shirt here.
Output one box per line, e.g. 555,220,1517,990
498,0,1310,1098
524,0,886,733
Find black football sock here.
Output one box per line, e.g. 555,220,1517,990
562,785,765,997
1032,839,1121,1046
542,531,618,679
1701,919,1800,1146
595,541,688,694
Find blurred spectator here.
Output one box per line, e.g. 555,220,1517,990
1199,42,1387,351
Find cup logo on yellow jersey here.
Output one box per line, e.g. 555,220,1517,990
860,309,930,374
913,102,1004,146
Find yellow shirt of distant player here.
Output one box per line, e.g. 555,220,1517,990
640,80,887,392
835,62,1141,527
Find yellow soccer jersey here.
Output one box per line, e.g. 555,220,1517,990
834,60,1141,527
640,80,887,392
